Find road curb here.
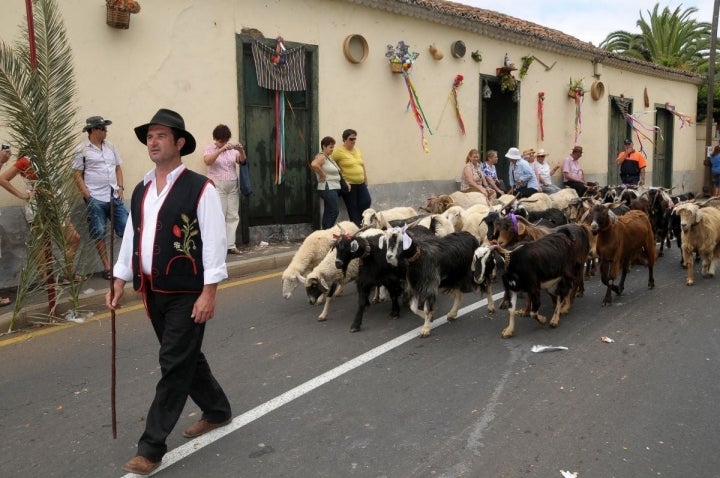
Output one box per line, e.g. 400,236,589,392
0,250,296,332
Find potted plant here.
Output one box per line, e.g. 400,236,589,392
106,0,141,29
568,77,585,98
386,41,419,73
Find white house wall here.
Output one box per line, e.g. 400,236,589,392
0,0,703,203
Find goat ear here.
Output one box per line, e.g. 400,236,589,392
320,277,329,290
608,210,618,224
516,221,526,234
297,274,306,284
350,240,359,253
695,209,702,223
378,236,385,250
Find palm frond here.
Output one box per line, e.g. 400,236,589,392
0,0,84,330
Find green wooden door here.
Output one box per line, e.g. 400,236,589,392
653,106,673,187
479,75,518,187
236,37,318,243
608,96,632,185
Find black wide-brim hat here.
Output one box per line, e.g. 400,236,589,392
134,108,196,156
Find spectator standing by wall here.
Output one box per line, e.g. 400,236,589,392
203,124,247,255
331,129,371,227
72,116,129,279
616,138,646,186
310,136,343,229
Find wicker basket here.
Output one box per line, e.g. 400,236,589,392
106,6,131,29
390,62,403,73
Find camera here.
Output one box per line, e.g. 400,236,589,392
1,143,10,150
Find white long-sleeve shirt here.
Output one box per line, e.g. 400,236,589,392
113,164,228,286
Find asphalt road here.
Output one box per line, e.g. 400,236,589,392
1,244,719,478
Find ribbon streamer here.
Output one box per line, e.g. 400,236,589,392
402,70,432,153
573,91,583,144
537,92,545,141
665,102,693,128
274,90,286,184
450,74,466,135
613,97,661,156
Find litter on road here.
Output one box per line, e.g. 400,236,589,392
531,345,568,353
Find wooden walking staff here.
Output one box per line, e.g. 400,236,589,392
109,186,117,439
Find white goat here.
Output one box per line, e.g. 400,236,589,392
281,221,358,299
674,203,720,285
548,188,580,216
517,192,553,212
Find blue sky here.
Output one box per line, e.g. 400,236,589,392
454,1,714,46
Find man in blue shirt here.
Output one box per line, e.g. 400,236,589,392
506,147,539,198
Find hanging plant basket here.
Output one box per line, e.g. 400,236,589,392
390,61,404,73
106,5,131,29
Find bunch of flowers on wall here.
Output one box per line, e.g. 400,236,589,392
106,0,141,13
386,41,419,73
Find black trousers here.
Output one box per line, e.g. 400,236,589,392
137,291,232,461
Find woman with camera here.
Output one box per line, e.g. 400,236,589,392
203,124,247,255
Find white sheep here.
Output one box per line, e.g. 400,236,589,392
304,248,360,321
449,191,490,209
442,205,490,243
517,192,553,212
548,188,580,215
281,220,358,299
361,206,417,229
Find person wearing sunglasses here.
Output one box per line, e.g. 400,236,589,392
72,115,129,280
330,128,371,227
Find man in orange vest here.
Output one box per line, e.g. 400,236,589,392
616,139,647,186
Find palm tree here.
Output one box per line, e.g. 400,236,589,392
599,4,711,71
0,0,86,330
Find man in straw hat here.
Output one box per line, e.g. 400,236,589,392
107,109,232,475
72,115,129,280
534,148,561,194
562,145,589,196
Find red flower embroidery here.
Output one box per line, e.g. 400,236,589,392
172,224,182,238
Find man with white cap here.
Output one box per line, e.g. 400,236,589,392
534,148,561,194
506,147,538,198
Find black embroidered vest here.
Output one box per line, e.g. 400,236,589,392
130,169,210,293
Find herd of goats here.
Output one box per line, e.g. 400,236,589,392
280,187,720,339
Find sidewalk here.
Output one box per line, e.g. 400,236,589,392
0,242,300,333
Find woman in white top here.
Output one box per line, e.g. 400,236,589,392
310,136,342,229
203,124,247,254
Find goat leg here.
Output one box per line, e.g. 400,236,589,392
317,294,331,321
501,291,518,338
446,290,462,321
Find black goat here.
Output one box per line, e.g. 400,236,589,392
385,229,479,338
334,228,405,333
473,225,589,338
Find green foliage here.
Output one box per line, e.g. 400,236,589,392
599,3,717,123
0,0,84,329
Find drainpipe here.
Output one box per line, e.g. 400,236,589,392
705,0,719,195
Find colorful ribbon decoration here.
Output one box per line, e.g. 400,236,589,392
613,96,661,156
665,102,694,128
538,91,545,141
573,90,583,144
450,74,466,135
274,90,286,184
402,70,432,153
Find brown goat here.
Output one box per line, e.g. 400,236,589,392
495,213,553,247
590,205,655,306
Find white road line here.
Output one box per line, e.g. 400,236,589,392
122,292,505,477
